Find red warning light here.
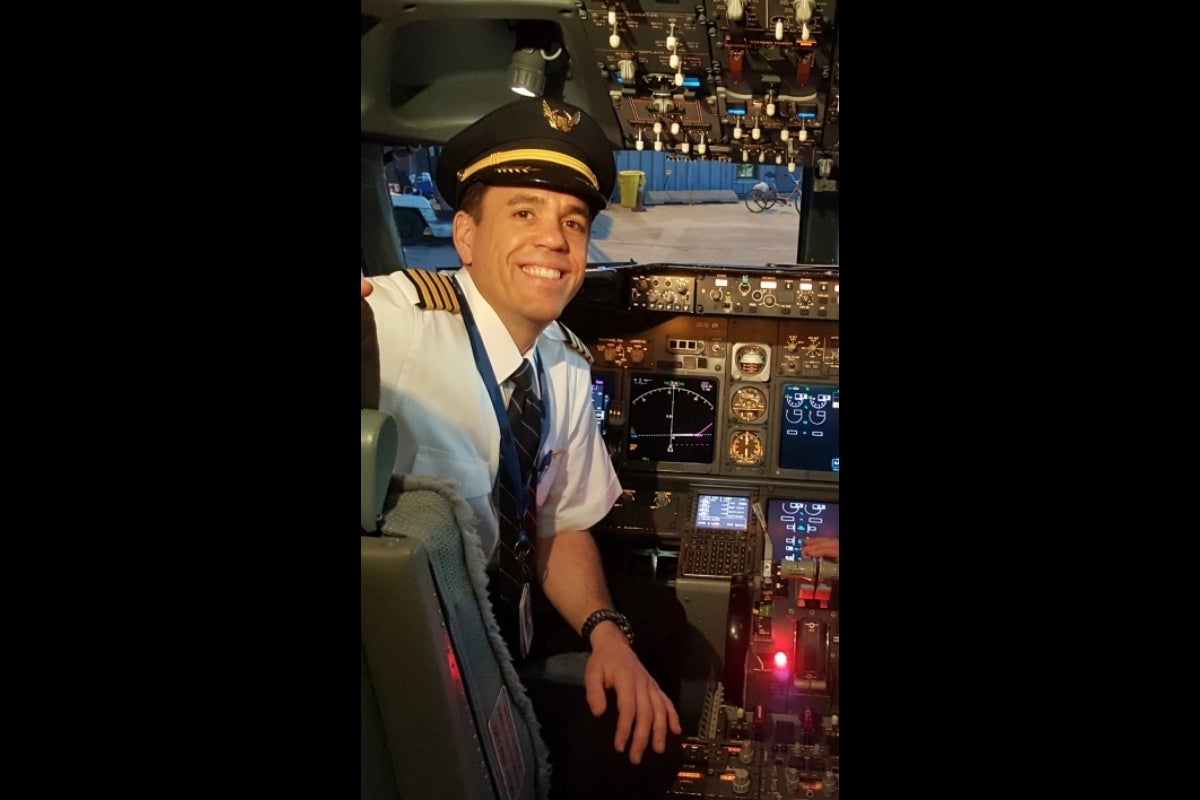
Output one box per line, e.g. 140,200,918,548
774,650,789,670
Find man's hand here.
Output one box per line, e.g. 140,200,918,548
583,625,682,765
801,536,839,560
361,278,373,297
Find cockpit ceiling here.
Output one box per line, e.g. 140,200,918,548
361,2,624,148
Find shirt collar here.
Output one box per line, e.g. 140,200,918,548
454,269,527,387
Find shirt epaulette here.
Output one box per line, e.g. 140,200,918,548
400,269,461,312
557,321,594,364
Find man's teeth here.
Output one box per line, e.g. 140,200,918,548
523,266,561,279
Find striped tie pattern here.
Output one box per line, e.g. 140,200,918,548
490,358,544,657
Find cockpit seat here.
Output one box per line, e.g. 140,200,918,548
361,408,552,799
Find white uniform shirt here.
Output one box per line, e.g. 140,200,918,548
366,268,623,561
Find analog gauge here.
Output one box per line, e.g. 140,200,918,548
730,385,767,423
728,430,765,466
735,344,768,377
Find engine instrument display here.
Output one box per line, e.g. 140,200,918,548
778,383,840,474
627,374,718,465
765,498,840,563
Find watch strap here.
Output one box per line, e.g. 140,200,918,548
580,608,635,648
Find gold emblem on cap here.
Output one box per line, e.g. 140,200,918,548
543,99,581,133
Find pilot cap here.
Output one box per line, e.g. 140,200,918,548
435,97,616,217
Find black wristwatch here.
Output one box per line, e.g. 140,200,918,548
581,609,635,648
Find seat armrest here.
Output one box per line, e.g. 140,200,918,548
361,409,398,532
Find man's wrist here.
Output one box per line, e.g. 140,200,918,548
580,609,635,648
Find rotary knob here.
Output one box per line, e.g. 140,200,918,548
731,768,751,795
823,769,837,796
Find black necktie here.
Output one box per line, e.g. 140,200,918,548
490,358,544,657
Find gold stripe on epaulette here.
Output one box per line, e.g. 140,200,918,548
557,321,594,364
401,269,460,312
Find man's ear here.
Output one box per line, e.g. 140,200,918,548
452,210,475,265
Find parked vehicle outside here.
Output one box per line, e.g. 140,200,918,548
407,171,435,198
390,191,454,245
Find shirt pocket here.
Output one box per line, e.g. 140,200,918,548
413,446,493,501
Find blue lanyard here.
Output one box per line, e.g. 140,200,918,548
450,276,548,527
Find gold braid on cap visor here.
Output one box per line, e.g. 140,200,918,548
457,148,600,191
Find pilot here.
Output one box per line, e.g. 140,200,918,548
362,97,685,800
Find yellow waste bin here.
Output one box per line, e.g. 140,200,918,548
618,170,645,209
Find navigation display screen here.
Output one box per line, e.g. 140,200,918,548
626,374,719,464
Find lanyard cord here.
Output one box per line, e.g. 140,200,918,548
449,276,548,527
